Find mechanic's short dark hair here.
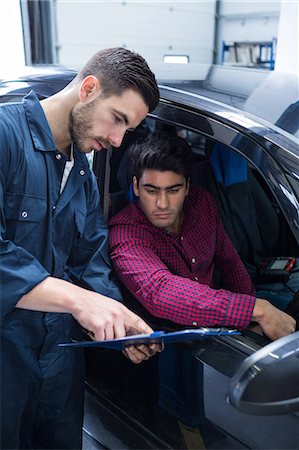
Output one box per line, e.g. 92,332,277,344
76,47,159,112
129,132,193,181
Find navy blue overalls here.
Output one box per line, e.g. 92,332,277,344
0,91,121,449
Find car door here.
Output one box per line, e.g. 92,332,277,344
149,89,299,450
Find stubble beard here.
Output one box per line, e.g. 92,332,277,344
69,101,95,152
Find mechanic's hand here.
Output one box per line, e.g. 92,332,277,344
72,289,164,362
252,298,296,340
72,292,151,340
18,277,163,362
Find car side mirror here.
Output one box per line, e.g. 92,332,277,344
227,331,299,415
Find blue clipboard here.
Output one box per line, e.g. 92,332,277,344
59,328,240,350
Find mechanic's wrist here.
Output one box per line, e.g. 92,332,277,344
63,283,87,317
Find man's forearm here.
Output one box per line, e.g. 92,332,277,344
16,276,88,315
16,276,163,362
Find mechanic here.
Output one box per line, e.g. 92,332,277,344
0,48,162,450
109,132,296,340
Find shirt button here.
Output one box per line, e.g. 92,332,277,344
191,258,196,264
180,236,184,241
21,211,28,218
52,205,56,210
56,153,62,160
192,321,198,326
80,169,85,176
194,276,199,281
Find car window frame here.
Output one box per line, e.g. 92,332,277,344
150,100,299,246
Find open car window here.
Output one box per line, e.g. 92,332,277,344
94,118,299,340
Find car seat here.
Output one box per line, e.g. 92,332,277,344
196,142,298,310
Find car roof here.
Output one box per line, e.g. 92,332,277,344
0,64,298,154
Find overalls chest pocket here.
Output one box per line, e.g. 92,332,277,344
5,192,47,249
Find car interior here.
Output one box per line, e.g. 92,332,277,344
93,118,299,326
84,117,299,449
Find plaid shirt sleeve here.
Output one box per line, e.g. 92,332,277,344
109,204,255,329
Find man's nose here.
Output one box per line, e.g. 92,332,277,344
156,192,169,209
109,129,126,148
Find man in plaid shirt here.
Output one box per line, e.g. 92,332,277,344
109,133,295,340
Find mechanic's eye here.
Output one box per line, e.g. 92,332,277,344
113,114,123,124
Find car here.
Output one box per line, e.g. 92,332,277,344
1,64,298,450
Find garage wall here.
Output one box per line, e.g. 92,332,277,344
1,0,25,75
219,0,281,41
217,1,281,65
54,1,216,80
275,0,298,73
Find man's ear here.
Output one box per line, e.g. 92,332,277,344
133,176,140,197
79,75,100,102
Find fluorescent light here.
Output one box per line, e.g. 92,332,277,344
163,55,189,64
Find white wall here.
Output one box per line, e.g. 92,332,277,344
220,0,281,16
54,0,216,80
243,1,298,124
275,1,298,73
0,0,25,76
218,0,281,41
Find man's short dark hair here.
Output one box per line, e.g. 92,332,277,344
129,132,193,181
75,47,159,112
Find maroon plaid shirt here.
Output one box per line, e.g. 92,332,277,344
109,186,256,329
